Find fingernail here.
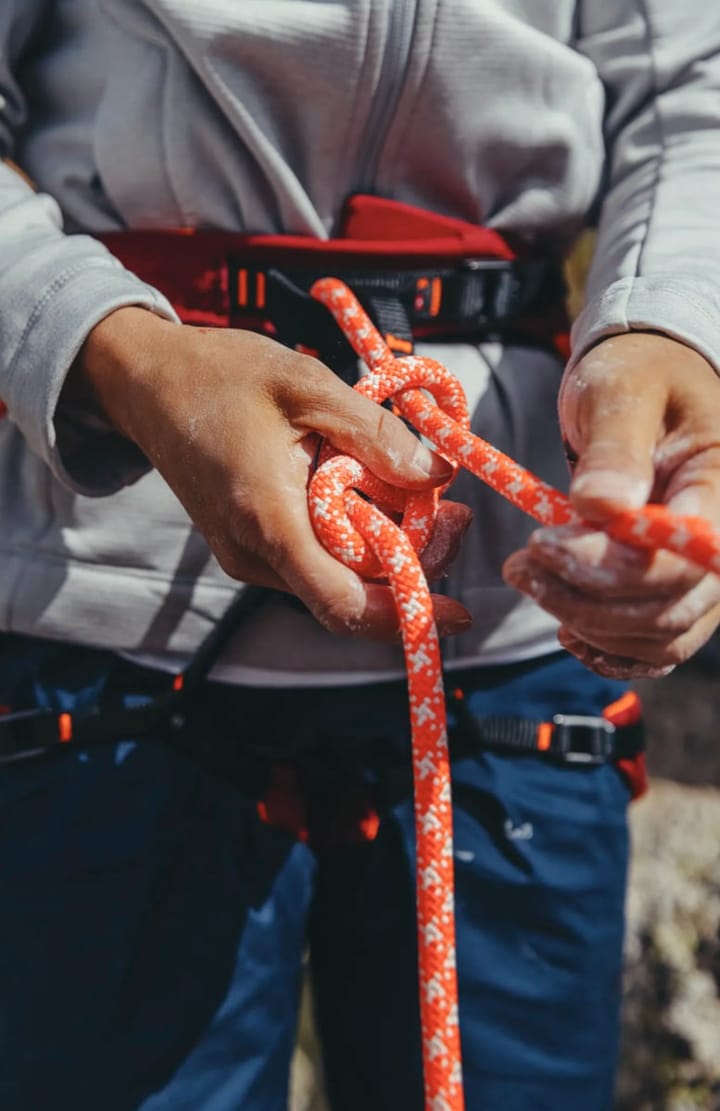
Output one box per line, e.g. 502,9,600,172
572,470,648,507
412,442,453,480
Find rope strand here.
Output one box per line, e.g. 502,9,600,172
307,277,720,1111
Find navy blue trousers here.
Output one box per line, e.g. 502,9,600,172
0,636,631,1110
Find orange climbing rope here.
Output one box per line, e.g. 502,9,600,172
307,277,720,1111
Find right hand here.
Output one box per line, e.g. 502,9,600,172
72,307,472,641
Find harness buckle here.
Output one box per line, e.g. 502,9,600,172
551,714,616,764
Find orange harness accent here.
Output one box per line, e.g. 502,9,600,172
307,278,720,1111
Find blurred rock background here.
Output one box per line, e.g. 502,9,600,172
619,661,720,1111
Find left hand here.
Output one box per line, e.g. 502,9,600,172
503,333,720,678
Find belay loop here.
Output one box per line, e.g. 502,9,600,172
307,277,720,1111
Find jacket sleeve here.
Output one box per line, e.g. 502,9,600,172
570,1,720,372
0,2,178,496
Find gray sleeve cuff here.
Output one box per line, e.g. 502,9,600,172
2,237,179,496
569,275,720,375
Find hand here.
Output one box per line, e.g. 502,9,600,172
73,308,472,641
503,333,720,678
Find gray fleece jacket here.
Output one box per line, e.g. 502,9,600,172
1,1,719,685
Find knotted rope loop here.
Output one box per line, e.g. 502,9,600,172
308,454,437,579
310,278,473,582
312,276,470,427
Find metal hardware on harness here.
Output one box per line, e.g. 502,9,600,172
550,714,616,764
445,693,643,767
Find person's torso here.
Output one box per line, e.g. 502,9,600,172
2,0,604,681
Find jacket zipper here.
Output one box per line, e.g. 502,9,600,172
356,0,418,192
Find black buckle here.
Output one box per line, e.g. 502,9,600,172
226,256,567,369
550,714,616,765
228,264,361,382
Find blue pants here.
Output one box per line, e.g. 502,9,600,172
0,635,631,1110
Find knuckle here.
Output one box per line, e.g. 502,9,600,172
656,611,694,637
312,601,351,637
295,353,336,393
302,352,332,380
656,587,713,636
310,589,365,638
214,545,246,582
662,640,691,667
282,351,320,386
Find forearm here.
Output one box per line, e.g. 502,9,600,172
0,163,179,494
573,1,720,372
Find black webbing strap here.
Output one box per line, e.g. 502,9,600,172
0,587,268,764
0,621,644,768
447,691,644,765
228,258,567,376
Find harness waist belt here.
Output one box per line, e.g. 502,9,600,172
94,194,570,375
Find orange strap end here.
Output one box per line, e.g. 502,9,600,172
58,712,73,743
429,276,442,317
603,690,642,726
385,333,414,354
237,268,248,307
536,721,553,751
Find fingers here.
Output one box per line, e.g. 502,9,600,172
559,336,667,522
271,508,473,641
354,584,473,642
420,501,473,582
231,436,471,640
291,362,453,490
662,444,720,525
504,542,720,669
558,607,720,678
546,335,720,674
520,524,706,597
556,631,678,680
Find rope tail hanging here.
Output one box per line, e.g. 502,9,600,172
307,277,720,1111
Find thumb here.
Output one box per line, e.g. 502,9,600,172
561,360,666,524
305,372,453,490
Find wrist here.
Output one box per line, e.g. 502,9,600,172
66,306,175,442
586,330,714,371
